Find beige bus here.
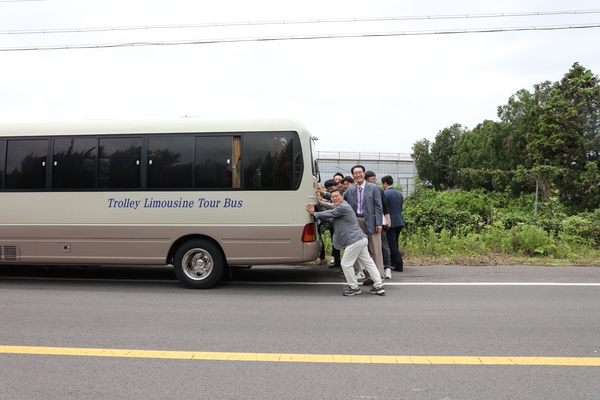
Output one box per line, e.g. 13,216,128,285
0,118,321,288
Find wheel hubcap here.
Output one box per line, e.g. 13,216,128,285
182,248,213,281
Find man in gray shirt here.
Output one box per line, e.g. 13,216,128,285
307,189,385,296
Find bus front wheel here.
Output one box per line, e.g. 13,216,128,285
173,239,224,289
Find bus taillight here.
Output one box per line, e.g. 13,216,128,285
301,222,317,242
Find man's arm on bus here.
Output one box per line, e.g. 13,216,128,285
318,201,335,210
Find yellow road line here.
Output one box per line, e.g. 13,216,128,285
1,346,599,366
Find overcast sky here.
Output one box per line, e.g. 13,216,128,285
1,0,599,154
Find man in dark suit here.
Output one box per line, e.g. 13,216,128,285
381,175,405,271
343,165,384,283
365,170,393,280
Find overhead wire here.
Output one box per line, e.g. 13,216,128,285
1,9,600,35
1,23,599,51
1,9,599,52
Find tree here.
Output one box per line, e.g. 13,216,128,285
497,80,553,169
411,63,600,211
521,63,600,210
412,138,434,187
412,124,465,190
451,120,511,170
526,63,600,169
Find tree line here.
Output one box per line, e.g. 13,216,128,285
411,62,600,214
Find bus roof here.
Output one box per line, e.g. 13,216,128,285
0,117,309,137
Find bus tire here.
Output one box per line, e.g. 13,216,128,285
173,239,224,289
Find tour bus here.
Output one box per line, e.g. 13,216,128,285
0,118,321,288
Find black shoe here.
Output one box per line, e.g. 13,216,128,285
363,279,374,286
329,262,341,269
393,261,403,272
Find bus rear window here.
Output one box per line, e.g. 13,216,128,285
243,132,296,190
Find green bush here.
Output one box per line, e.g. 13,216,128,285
506,224,558,256
399,186,600,261
562,214,600,247
317,186,600,264
405,206,483,235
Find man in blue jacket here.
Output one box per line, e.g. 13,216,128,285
381,175,405,271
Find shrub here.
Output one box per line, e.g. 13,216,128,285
507,224,558,257
561,214,600,247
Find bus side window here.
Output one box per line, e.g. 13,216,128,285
98,137,142,189
147,135,194,189
5,139,48,190
52,137,97,189
0,140,5,189
195,136,233,189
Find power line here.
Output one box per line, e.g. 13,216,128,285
1,23,599,52
1,9,599,35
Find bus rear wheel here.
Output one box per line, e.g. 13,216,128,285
173,239,224,289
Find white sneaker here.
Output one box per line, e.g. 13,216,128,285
355,270,366,280
384,268,392,279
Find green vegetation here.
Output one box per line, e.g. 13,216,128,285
412,62,600,214
405,62,600,266
318,186,600,266
401,186,600,266
318,63,600,266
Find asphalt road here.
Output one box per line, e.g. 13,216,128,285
1,264,599,400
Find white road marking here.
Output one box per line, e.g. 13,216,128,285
1,276,599,286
